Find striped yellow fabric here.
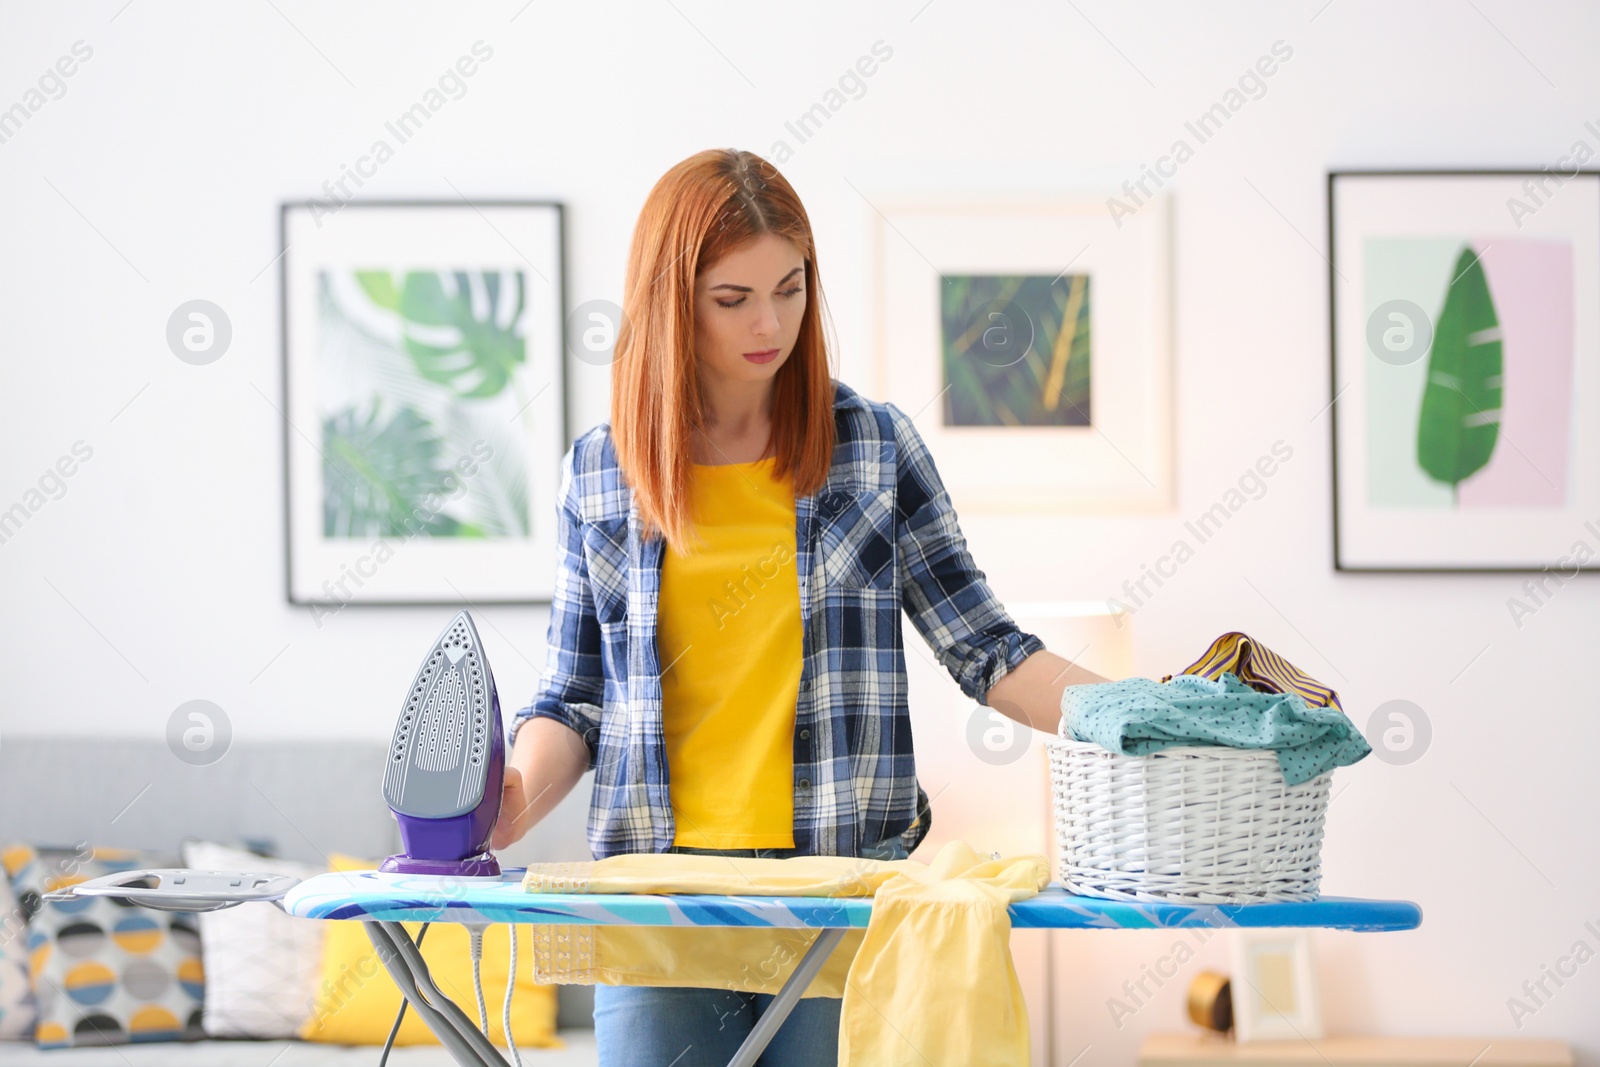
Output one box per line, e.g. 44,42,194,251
1159,631,1341,712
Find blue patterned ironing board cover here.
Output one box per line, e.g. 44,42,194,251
282,869,1421,932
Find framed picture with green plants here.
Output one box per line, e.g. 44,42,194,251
1329,170,1600,571
868,194,1173,513
280,200,566,606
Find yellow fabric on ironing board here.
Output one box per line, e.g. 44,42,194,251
522,839,1049,1067
1160,630,1341,711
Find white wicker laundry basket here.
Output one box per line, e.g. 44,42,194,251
1046,737,1332,904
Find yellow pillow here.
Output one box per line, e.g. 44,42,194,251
298,854,562,1049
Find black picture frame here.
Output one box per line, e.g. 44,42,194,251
279,198,569,606
1328,168,1600,573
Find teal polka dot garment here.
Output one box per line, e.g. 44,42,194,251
1061,671,1372,785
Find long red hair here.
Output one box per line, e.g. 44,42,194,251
609,148,837,548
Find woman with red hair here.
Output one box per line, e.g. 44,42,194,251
494,148,1104,1065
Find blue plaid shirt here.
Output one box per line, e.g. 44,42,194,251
508,378,1046,860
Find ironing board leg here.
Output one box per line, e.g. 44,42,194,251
725,927,847,1067
363,921,506,1066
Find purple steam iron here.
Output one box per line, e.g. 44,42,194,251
380,609,505,877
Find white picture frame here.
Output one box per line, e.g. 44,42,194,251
868,193,1173,513
1229,929,1323,1042
280,200,567,606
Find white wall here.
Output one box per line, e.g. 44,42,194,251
3,0,1598,1061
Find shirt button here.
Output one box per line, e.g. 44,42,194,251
799,729,810,740
799,678,812,692
799,778,811,790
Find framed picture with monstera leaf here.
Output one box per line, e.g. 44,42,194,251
281,200,566,606
1329,169,1600,572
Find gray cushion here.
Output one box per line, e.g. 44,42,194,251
0,738,402,864
0,735,598,1031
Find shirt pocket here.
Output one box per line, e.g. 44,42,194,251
817,485,897,591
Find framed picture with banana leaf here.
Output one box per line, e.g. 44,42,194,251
868,193,1173,512
1329,169,1600,571
280,200,566,606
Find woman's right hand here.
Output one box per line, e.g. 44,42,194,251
489,718,591,851
491,765,533,850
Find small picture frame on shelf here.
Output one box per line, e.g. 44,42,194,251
1228,929,1323,1042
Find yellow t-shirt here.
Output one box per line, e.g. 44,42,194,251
520,840,1051,1065
659,455,802,848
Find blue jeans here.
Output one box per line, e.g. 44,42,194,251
592,838,910,1067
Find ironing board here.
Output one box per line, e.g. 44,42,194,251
281,869,1422,1067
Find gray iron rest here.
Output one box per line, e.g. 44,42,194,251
42,868,301,912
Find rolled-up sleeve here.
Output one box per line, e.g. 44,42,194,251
507,443,603,772
888,402,1046,706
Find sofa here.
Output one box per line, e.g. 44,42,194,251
0,735,599,1065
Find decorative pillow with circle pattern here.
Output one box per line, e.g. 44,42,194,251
4,844,205,1049
0,869,35,1038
